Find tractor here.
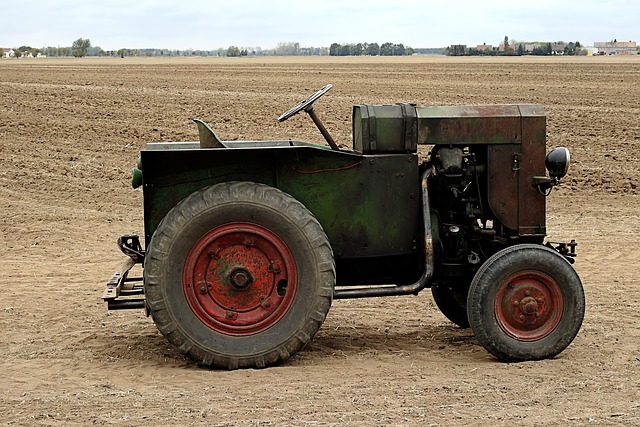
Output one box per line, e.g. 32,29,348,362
103,84,585,369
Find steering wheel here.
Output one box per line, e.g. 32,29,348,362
277,84,333,122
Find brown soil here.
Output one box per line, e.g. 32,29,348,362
1,56,639,426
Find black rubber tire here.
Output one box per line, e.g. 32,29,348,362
144,181,335,369
467,244,585,362
431,284,470,328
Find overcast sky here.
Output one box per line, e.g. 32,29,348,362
2,0,638,50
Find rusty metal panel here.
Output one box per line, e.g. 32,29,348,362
517,105,547,236
416,105,525,145
485,105,547,236
487,144,520,231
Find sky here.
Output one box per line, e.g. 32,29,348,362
2,0,638,51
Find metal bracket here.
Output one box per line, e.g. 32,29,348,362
118,234,145,263
545,240,577,264
102,234,146,310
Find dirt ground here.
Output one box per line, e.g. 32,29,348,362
1,55,639,426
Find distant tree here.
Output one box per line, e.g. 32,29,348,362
467,47,480,56
274,42,300,56
18,46,34,57
573,41,584,56
380,42,394,55
87,46,103,56
446,45,468,56
504,36,509,50
339,44,352,56
72,38,91,57
329,43,341,56
518,43,525,56
226,46,240,57
353,43,363,56
366,42,380,56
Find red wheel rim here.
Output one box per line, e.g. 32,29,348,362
183,223,297,336
495,271,563,341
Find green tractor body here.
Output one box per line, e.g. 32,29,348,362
104,85,584,369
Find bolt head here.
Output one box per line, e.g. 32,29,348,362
228,268,253,289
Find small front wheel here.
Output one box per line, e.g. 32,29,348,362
467,244,585,362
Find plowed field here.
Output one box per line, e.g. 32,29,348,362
1,56,639,426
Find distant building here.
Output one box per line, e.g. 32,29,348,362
498,43,517,52
594,41,637,55
523,42,575,55
476,44,493,52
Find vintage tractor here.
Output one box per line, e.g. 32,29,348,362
103,84,585,369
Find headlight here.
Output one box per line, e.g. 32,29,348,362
131,167,143,189
545,147,570,180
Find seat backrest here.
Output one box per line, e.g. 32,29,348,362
192,119,226,148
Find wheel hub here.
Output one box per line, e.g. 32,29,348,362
496,271,564,341
183,223,297,336
519,296,539,314
229,268,253,289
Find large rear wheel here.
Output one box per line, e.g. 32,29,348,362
467,244,585,362
144,182,335,369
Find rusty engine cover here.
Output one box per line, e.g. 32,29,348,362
353,103,547,237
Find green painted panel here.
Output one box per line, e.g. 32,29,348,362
140,145,420,259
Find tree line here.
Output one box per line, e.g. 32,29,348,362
329,42,414,56
3,39,419,58
5,38,95,58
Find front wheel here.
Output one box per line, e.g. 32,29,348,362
467,244,585,362
144,182,335,369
